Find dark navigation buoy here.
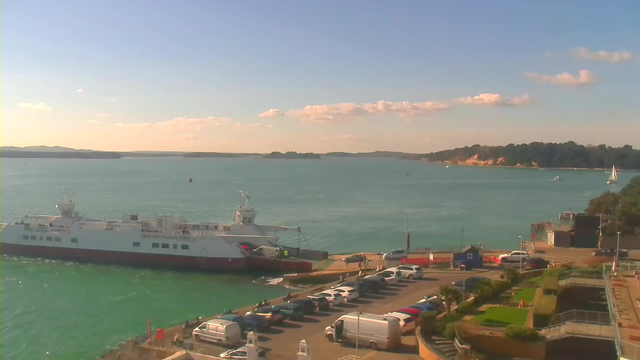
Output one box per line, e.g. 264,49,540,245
188,178,193,183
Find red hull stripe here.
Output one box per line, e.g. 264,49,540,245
0,243,246,271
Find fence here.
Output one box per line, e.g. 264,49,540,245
551,310,610,325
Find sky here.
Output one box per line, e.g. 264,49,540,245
1,1,639,153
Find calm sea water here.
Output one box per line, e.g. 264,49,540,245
0,157,632,359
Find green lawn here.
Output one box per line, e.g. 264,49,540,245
472,307,529,327
513,287,537,302
528,276,543,286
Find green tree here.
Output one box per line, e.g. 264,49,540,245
439,285,462,315
501,267,520,285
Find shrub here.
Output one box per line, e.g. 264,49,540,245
443,321,458,340
418,311,438,335
504,326,544,341
491,280,510,296
456,301,474,314
502,267,520,285
436,313,462,334
474,282,494,303
532,295,557,327
542,276,559,295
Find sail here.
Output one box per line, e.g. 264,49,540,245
609,166,618,181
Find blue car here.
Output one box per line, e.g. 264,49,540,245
407,303,437,312
242,313,271,331
219,314,248,332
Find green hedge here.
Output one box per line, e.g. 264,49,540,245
542,276,559,295
443,322,458,340
504,326,545,341
418,311,438,335
456,301,474,314
532,295,557,327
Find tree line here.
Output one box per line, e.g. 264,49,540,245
585,176,640,235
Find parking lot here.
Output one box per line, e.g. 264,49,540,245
187,270,500,360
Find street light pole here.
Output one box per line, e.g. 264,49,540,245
355,312,360,358
616,231,621,265
518,236,523,273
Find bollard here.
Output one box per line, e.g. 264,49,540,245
245,332,259,360
297,339,311,360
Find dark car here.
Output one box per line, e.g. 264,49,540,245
360,277,383,293
288,298,318,314
219,314,248,332
452,276,490,292
343,253,367,264
252,306,285,324
593,248,628,258
524,257,550,270
307,295,331,311
363,275,388,289
407,303,437,313
333,281,367,295
275,303,304,320
242,313,271,331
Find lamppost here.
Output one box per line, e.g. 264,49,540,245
518,235,523,273
461,264,467,300
355,311,361,359
615,231,621,266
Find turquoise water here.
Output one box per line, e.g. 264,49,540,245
0,157,632,359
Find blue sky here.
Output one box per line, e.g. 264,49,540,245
1,1,639,152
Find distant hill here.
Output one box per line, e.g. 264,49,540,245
1,145,89,152
184,152,247,158
403,142,640,169
324,151,412,158
0,151,120,159
263,151,321,159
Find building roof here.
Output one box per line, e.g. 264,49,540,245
461,245,478,253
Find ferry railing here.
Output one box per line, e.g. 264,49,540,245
551,310,610,325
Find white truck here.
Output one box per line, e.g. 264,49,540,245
498,250,529,263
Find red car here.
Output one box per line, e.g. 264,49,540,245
392,308,421,320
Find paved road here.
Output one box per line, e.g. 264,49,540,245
193,270,500,360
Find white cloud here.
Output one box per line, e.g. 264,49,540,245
234,123,262,129
523,70,597,87
87,120,103,125
96,113,109,117
17,102,52,112
180,134,198,140
115,116,229,131
108,97,117,102
76,88,84,93
258,109,284,118
272,100,450,124
453,93,532,106
572,47,635,63
318,134,367,141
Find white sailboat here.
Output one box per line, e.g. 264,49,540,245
607,166,618,184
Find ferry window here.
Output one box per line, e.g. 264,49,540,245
161,243,169,249
40,236,43,240
71,238,78,243
22,235,28,239
30,235,37,240
181,244,189,250
213,225,219,230
152,243,159,248
133,242,141,247
173,244,177,249
54,237,61,241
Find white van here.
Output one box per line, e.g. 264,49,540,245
325,312,402,351
192,319,242,345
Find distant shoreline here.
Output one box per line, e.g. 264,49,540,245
422,160,638,172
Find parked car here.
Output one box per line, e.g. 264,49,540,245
219,314,248,332
307,295,331,311
363,275,388,290
391,265,424,279
498,250,529,263
274,303,305,321
343,253,367,264
315,290,346,306
192,319,242,345
524,257,550,270
325,312,402,351
391,308,421,320
360,277,383,293
383,249,408,261
407,302,437,313
593,248,628,258
452,276,490,293
242,314,271,331
384,311,417,334
332,281,367,296
288,298,318,314
250,306,285,324
331,286,360,302
376,270,401,285
220,346,267,359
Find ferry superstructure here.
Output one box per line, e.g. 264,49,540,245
0,191,311,272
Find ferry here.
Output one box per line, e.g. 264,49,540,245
0,191,312,272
